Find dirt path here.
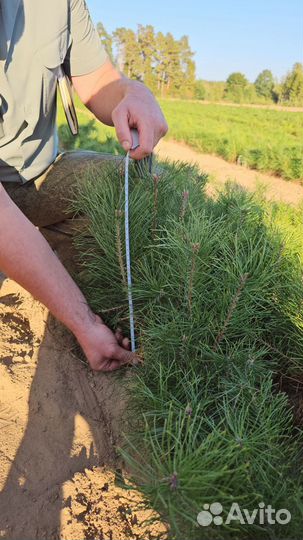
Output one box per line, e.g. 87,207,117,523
156,139,303,206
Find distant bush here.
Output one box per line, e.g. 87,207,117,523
254,69,275,100
194,80,206,100
199,80,226,101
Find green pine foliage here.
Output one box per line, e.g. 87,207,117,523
71,160,303,539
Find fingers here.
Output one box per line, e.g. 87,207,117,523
129,124,154,160
90,347,142,372
112,105,132,152
109,343,142,370
113,99,168,159
114,345,142,367
122,337,130,349
84,318,141,372
100,330,140,371
115,328,123,344
115,328,130,350
99,348,142,372
130,118,168,160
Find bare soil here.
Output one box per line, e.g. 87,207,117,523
0,269,167,540
156,139,303,206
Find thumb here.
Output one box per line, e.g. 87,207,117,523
112,105,132,152
114,345,142,367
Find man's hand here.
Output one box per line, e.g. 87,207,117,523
73,59,168,160
0,186,141,373
112,81,168,160
75,314,141,372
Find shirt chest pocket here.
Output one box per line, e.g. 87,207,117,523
38,28,70,116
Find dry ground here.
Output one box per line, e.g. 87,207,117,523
0,270,166,539
156,139,303,205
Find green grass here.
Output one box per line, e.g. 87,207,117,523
159,100,303,181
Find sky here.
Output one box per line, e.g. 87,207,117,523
86,0,302,82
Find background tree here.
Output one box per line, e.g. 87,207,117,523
202,81,226,101
113,27,142,79
110,23,196,98
179,35,196,96
137,25,157,91
156,32,183,96
97,22,113,60
194,80,206,100
95,21,302,105
281,63,303,104
254,69,275,100
225,72,249,102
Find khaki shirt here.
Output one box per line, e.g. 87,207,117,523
0,0,107,183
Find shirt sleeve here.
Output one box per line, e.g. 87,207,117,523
68,0,108,76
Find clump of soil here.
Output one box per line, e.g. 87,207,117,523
61,466,167,540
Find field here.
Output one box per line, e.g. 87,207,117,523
159,100,303,181
58,97,303,182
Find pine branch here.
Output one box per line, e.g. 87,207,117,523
188,243,200,316
259,338,294,363
72,165,303,540
180,190,189,221
213,273,249,351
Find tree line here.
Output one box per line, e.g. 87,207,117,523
197,64,303,105
97,22,303,106
97,22,196,97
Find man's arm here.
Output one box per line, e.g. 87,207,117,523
72,59,168,160
0,184,139,371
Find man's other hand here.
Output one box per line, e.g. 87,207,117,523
76,314,141,372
